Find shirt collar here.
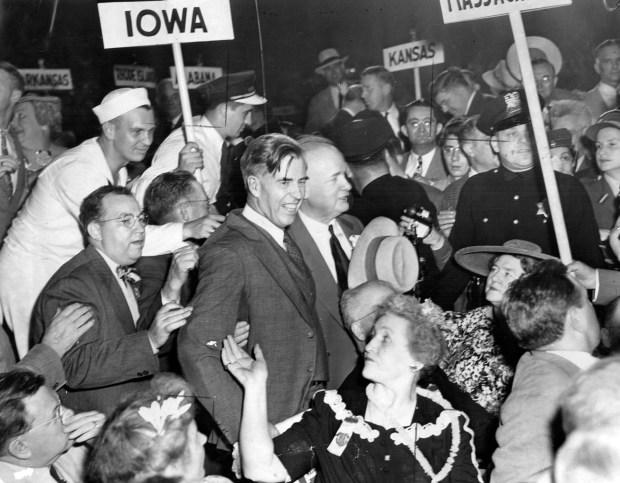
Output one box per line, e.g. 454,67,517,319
242,204,285,248
95,248,125,276
298,210,331,235
547,351,598,370
604,174,620,196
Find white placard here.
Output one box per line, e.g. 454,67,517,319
170,66,223,89
439,0,572,24
20,69,73,91
98,0,234,49
383,40,444,72
113,64,156,88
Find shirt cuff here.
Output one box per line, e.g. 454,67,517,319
594,269,600,301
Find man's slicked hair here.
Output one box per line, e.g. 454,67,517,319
0,370,45,455
501,259,582,350
144,171,197,225
361,66,395,87
79,185,133,240
240,133,303,186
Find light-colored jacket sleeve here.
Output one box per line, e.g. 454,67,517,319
593,268,620,305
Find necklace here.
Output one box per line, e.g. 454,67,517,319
365,385,461,482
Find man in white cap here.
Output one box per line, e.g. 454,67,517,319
0,88,202,358
132,71,266,215
304,48,349,134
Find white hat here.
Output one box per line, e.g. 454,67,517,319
92,88,151,124
315,48,349,74
506,36,562,81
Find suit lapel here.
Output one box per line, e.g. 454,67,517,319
426,148,448,181
86,246,137,335
288,216,341,322
227,212,317,327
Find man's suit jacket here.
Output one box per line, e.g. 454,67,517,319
583,84,616,120
305,86,338,134
30,245,161,416
466,90,496,117
578,169,617,231
403,148,450,191
491,351,580,483
288,214,363,389
0,146,26,245
178,210,328,445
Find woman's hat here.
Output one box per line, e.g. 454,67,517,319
455,239,555,277
506,36,562,81
482,60,522,92
315,48,348,74
585,109,620,141
348,217,419,293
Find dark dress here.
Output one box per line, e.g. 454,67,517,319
273,388,482,482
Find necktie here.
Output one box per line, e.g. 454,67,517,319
328,224,349,292
0,130,13,198
283,230,305,269
338,91,344,109
383,111,389,119
117,265,142,299
415,155,423,178
214,141,231,213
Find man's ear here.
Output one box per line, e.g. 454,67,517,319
434,122,444,137
101,121,115,141
350,322,367,343
87,221,103,242
10,89,22,105
7,437,31,460
246,175,261,198
179,202,191,222
461,142,475,159
594,59,601,76
400,125,408,138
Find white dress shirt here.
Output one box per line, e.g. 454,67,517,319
298,211,352,282
96,248,140,323
404,148,437,178
242,204,285,248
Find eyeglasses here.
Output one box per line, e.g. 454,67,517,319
442,146,464,158
177,198,211,209
535,75,555,86
99,212,149,229
26,405,63,433
406,118,433,130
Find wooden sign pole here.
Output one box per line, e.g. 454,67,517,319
508,11,572,263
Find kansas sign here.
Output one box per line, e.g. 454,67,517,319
98,0,234,48
20,69,73,91
439,0,572,23
383,40,444,72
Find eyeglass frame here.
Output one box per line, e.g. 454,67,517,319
98,212,149,229
25,404,63,433
175,197,211,209
405,118,434,131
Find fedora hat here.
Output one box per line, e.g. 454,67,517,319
455,239,555,277
348,217,419,293
482,60,522,92
315,48,348,74
506,36,562,81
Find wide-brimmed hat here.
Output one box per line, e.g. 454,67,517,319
348,217,419,293
198,70,266,105
455,239,555,277
506,36,563,81
482,60,522,92
585,109,620,141
315,48,348,74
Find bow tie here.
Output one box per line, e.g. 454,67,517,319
116,265,141,299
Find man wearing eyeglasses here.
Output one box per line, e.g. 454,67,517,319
400,99,449,190
0,369,105,483
30,186,193,416
532,59,580,104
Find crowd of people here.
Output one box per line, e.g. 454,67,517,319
0,33,619,482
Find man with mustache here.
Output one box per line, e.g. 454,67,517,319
433,90,602,310
30,186,193,416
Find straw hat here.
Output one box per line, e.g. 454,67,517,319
482,60,522,92
348,217,419,293
315,48,348,74
506,36,562,81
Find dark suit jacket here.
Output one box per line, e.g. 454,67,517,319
0,140,26,245
178,210,328,445
466,90,496,117
578,169,616,231
305,86,338,134
288,214,363,389
30,245,161,416
491,351,580,483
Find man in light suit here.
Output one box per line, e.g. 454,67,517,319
583,39,620,120
30,186,194,415
0,62,25,245
305,48,349,134
491,259,600,483
288,136,362,389
178,134,328,447
400,99,449,190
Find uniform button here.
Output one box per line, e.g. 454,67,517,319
514,195,519,200
513,219,519,224
308,331,314,338
307,367,313,373
482,218,488,223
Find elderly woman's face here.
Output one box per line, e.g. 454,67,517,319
11,102,47,149
485,254,525,307
362,313,417,383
